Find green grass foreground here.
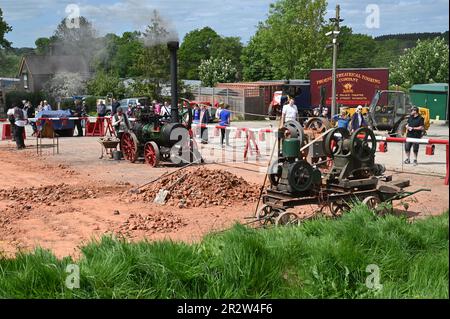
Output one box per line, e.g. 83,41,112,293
0,205,448,299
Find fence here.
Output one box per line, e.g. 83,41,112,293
190,86,266,120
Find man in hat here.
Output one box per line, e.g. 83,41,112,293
350,105,367,132
404,106,424,166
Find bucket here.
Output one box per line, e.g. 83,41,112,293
112,150,123,160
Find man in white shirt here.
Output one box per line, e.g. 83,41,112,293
160,101,171,117
281,98,299,127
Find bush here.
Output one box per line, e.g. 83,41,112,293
5,91,52,108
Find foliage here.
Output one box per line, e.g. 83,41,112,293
5,91,48,108
241,0,328,80
0,208,447,298
35,37,52,55
43,72,87,98
390,38,449,88
0,50,21,77
132,11,171,98
336,27,378,68
91,32,143,78
86,71,127,99
179,27,220,79
0,8,12,49
198,57,237,87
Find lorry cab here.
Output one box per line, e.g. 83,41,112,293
368,90,430,136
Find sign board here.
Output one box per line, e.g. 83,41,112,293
310,68,389,107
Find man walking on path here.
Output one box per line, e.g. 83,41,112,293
404,106,424,166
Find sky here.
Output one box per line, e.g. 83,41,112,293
1,0,449,48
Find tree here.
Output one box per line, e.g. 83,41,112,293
241,0,328,80
241,28,275,81
198,57,237,87
43,72,86,98
35,37,52,55
52,16,99,64
179,27,220,79
390,38,449,88
86,71,127,98
0,8,12,49
133,10,171,99
211,36,243,80
336,27,378,68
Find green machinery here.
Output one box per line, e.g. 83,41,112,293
258,121,425,225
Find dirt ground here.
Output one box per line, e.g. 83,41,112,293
0,123,448,259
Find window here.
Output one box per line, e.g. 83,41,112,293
23,73,28,89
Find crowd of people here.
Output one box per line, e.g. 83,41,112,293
4,96,425,164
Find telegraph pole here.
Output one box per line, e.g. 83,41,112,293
328,4,343,117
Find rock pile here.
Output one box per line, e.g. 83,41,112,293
137,168,260,208
115,210,186,235
0,184,100,205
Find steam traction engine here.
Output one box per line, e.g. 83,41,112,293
258,121,428,225
120,40,202,167
120,107,201,166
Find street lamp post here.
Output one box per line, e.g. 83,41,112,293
328,4,343,117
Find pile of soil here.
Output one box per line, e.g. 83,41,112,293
114,211,186,235
137,168,260,208
0,183,101,205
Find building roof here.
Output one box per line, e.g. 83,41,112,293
410,83,448,93
19,55,91,76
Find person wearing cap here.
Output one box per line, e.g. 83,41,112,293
350,105,367,132
404,106,424,166
112,107,131,141
43,100,52,111
332,109,351,130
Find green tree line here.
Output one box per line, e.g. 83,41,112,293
1,1,449,92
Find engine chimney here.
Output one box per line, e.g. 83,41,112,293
167,41,179,123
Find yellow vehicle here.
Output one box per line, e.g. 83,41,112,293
364,90,429,137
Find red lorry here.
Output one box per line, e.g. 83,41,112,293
309,68,389,109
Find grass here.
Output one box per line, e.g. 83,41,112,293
0,205,448,299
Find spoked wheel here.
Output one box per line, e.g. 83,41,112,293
120,132,139,163
350,127,376,162
324,127,350,157
362,196,391,216
275,212,300,226
144,141,160,167
329,201,351,217
268,160,283,186
255,205,280,226
304,117,331,134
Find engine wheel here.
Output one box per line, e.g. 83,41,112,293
268,160,283,186
288,160,314,193
362,195,391,216
120,132,139,163
275,212,300,226
329,201,350,217
323,127,350,157
256,205,279,226
350,127,376,162
144,141,160,167
304,117,331,134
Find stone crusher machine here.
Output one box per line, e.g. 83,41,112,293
120,41,202,167
257,121,429,225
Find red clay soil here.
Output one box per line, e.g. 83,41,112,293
0,147,448,259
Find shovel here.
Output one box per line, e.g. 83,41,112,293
153,173,188,204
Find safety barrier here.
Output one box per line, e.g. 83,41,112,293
375,136,449,185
